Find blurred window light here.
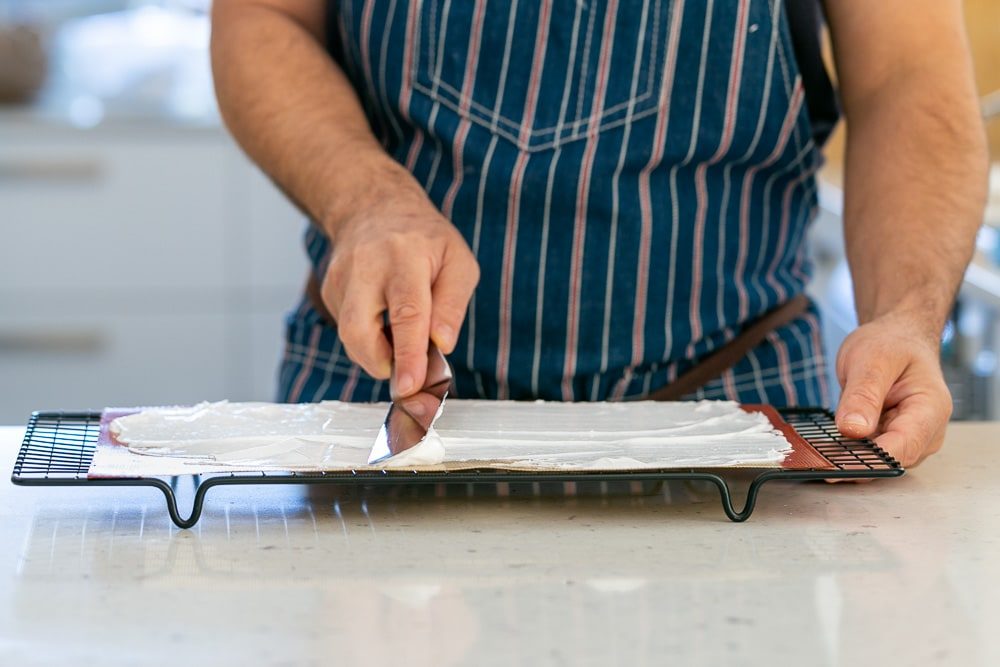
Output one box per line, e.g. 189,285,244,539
3,2,218,123
67,93,103,127
974,350,998,378
1,2,212,24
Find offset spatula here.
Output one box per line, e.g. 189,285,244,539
368,342,453,465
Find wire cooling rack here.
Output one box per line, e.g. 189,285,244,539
11,408,902,527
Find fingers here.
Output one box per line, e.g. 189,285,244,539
830,315,954,473
873,392,949,468
321,208,478,391
873,399,938,468
332,277,393,380
386,268,433,397
835,353,902,439
430,252,480,354
827,394,946,481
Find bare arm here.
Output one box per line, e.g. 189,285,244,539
826,0,989,465
211,0,478,396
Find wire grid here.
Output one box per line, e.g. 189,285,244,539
12,408,900,482
781,408,900,472
13,412,99,480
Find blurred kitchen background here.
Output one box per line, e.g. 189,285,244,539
0,0,998,424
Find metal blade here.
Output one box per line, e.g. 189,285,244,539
368,344,453,465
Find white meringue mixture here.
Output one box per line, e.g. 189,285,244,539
98,400,793,474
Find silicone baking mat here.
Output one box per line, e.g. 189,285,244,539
89,403,831,476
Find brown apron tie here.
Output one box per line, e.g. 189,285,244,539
306,273,809,401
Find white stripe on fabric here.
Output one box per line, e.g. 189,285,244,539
598,0,653,384
697,363,825,399
614,0,686,400
497,1,554,399
562,0,621,400
440,0,489,218
530,148,558,397
309,335,347,402
337,2,361,87
805,312,830,406
573,6,600,127
744,346,770,403
764,156,816,300
288,326,322,402
376,0,405,145
717,0,781,328
687,0,750,357
400,0,425,170
489,0,522,133
531,0,586,396
774,24,808,157
785,180,817,285
338,363,362,401
734,81,804,319
786,318,819,406
663,0,715,360
465,135,499,377
420,0,459,193
766,328,799,404
748,109,811,306
357,1,379,120
695,367,823,402
467,1,521,388
709,354,822,387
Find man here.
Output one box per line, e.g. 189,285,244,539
211,0,987,468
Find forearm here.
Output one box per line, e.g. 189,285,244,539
210,0,423,239
841,56,988,340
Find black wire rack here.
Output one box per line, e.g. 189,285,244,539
11,408,902,527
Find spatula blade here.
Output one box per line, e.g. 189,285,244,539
368,344,452,465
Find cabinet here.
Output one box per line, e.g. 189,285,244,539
0,118,310,423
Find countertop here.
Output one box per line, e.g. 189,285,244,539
1,423,998,667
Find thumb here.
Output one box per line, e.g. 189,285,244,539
835,352,900,438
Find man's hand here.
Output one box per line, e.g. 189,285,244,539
824,0,986,470
211,1,478,397
834,310,951,468
321,180,479,398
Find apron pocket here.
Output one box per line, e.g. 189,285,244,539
412,0,673,152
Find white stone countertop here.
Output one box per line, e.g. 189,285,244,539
1,423,998,667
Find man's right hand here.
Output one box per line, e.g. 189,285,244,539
211,1,478,398
320,179,479,398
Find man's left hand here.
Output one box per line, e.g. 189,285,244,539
834,310,952,468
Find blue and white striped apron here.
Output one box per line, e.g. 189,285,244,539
278,0,831,407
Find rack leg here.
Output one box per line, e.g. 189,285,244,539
701,474,763,522
154,478,208,529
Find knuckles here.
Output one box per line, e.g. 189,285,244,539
388,300,423,325
336,306,363,341
326,214,477,367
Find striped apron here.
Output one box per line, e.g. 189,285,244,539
278,0,831,407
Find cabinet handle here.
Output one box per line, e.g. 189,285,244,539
0,330,105,354
0,159,103,184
